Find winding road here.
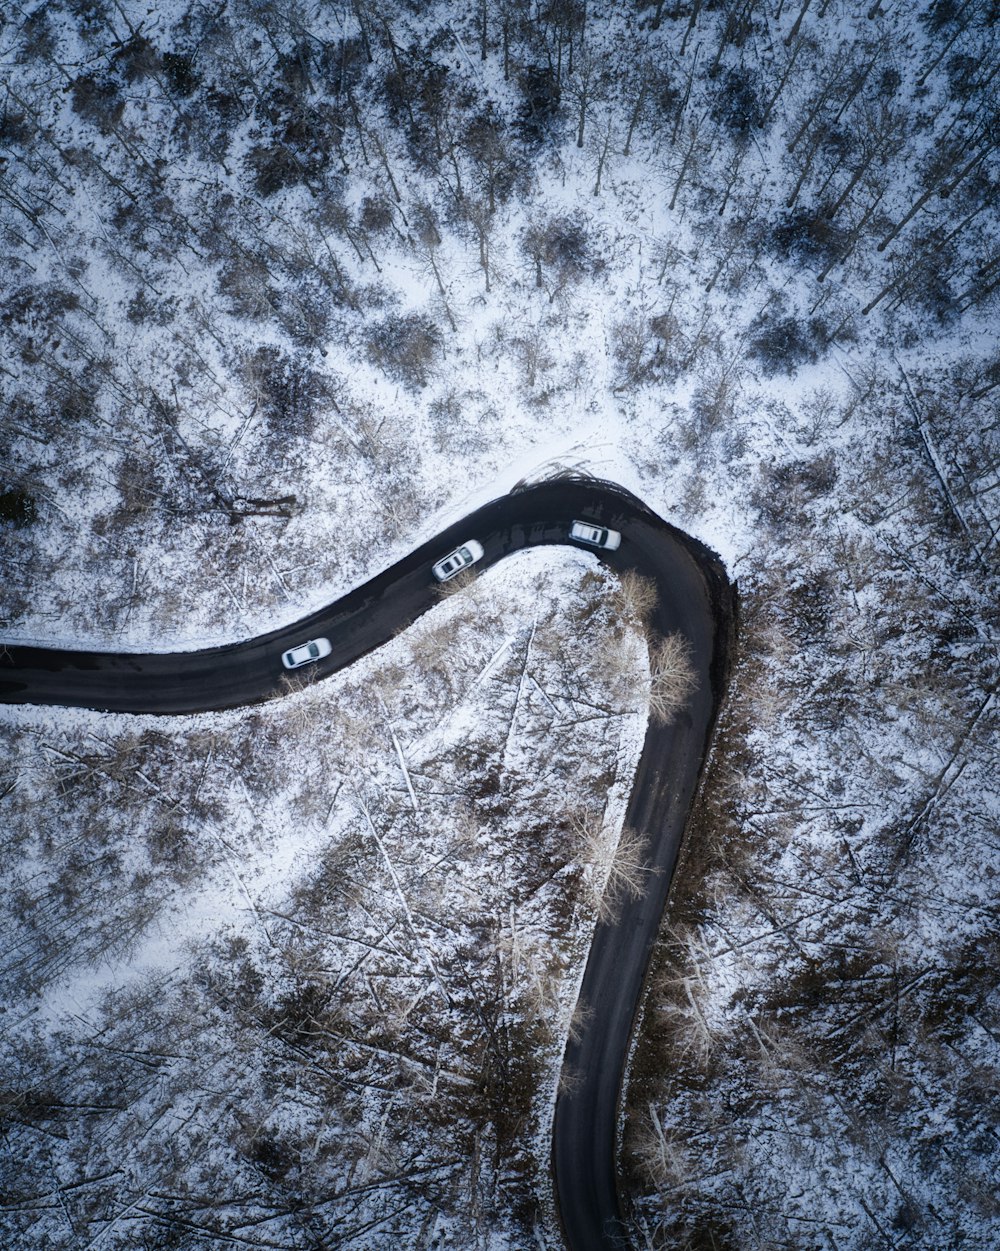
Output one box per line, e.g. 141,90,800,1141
0,477,735,1251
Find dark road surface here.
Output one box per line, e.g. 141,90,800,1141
0,477,735,1251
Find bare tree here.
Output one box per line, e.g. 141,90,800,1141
567,46,606,149
668,116,707,211
412,203,458,332
614,569,658,628
458,195,496,293
574,810,651,922
648,632,699,725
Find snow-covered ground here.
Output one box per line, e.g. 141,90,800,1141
1,1,998,1248
1,550,648,1248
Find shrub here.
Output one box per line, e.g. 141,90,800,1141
111,32,160,82
612,312,655,389
217,254,274,320
921,0,965,34
0,491,36,528
273,272,338,345
900,239,962,325
521,212,598,303
771,208,847,266
318,35,368,94
248,1133,295,1181
784,571,835,645
710,66,765,135
69,74,124,133
245,143,305,197
649,62,681,116
0,111,33,146
245,345,329,439
161,50,199,96
126,289,177,326
689,373,738,435
14,5,55,63
465,109,521,207
751,453,838,532
516,64,562,147
748,311,830,376
366,312,442,388
612,311,683,389
45,373,98,428
360,195,395,235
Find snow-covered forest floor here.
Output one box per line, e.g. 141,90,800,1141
1,0,998,1248
1,551,649,1248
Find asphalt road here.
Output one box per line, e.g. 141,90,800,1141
0,477,735,1251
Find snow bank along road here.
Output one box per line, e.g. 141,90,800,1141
0,478,735,1251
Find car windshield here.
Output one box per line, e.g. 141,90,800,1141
459,547,471,561
308,643,318,657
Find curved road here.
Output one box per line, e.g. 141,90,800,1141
0,477,735,1251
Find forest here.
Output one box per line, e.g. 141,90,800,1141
1,1,998,1249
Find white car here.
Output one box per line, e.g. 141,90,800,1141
570,520,622,551
432,539,485,582
281,637,332,670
